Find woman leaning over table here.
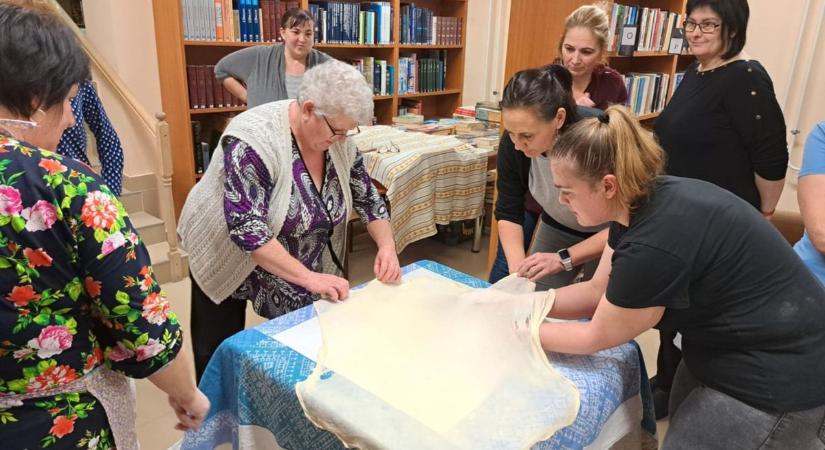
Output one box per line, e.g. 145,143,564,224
0,4,208,449
215,7,330,106
539,105,825,449
487,4,626,285
178,60,400,380
491,65,608,290
652,0,788,417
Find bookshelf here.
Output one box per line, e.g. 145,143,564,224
504,0,692,123
152,0,468,217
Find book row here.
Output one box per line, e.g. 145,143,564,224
182,0,299,43
186,65,246,109
608,4,686,55
308,2,392,45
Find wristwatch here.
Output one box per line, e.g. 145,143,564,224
558,248,574,272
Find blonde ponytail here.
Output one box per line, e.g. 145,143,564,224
550,105,664,208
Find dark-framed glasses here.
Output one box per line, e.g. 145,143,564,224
322,114,361,138
683,20,721,33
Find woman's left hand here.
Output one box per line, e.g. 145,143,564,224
374,245,401,283
518,252,564,282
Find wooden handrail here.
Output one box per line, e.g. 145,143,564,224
48,0,156,136
46,0,185,282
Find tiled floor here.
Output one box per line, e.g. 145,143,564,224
136,233,668,449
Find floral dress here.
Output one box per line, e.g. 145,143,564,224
0,135,182,449
223,136,389,317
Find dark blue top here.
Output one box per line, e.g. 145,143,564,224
57,80,124,196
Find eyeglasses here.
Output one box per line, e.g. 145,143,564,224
376,141,401,154
0,118,38,130
683,20,721,33
322,115,360,138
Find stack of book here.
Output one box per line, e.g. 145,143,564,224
453,105,476,119
608,3,685,55
399,4,462,45
308,2,393,44
398,50,447,94
186,65,245,109
182,0,299,43
475,102,501,124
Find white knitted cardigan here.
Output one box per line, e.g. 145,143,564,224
177,100,355,302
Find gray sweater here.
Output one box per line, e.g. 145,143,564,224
215,44,331,107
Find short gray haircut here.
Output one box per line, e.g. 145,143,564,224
297,60,374,124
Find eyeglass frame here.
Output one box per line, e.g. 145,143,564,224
376,141,401,154
322,114,360,138
683,19,721,34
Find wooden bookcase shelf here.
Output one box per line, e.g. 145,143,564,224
153,0,467,217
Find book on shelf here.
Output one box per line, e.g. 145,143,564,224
398,50,447,94
399,4,461,45
621,72,671,116
608,3,683,55
181,0,298,43
672,71,686,95
348,57,393,96
308,1,392,45
186,64,246,109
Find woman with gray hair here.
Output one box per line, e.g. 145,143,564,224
179,60,399,379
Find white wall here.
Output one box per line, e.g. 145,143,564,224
81,0,163,178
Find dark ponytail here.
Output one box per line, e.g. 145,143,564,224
500,64,579,127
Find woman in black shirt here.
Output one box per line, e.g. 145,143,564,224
539,105,825,449
492,66,607,290
653,0,788,415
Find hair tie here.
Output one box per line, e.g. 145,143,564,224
598,113,610,124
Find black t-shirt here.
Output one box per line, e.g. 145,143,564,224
607,176,825,412
654,60,788,209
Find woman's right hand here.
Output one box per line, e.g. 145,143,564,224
168,388,210,431
574,92,596,108
304,272,350,301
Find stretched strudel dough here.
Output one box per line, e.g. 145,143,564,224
296,274,579,449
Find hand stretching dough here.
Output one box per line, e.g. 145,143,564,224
296,274,579,449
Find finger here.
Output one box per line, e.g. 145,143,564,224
373,256,381,277
325,286,340,301
336,281,350,300
378,258,390,281
391,265,401,282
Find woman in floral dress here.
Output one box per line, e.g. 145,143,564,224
0,4,209,448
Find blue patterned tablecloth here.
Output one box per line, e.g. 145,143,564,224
182,261,656,449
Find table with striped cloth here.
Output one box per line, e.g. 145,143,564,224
352,126,492,252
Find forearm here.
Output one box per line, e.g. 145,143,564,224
541,299,665,354
366,219,395,251
798,175,825,253
148,344,198,402
222,78,248,103
498,220,526,273
567,229,608,266
548,281,603,320
754,174,784,214
539,321,603,354
251,238,312,284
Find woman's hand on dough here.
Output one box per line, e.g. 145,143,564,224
304,272,350,301
374,245,401,283
517,252,564,282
